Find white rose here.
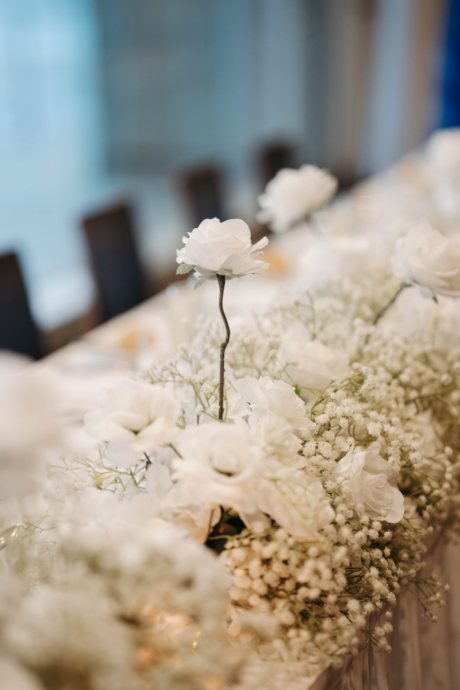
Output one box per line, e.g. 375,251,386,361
248,412,303,466
160,483,221,543
171,421,264,525
332,442,404,523
280,327,348,398
257,469,334,541
235,376,315,434
257,165,338,232
392,224,460,298
176,217,269,287
84,380,181,465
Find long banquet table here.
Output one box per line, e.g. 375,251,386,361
36,159,460,690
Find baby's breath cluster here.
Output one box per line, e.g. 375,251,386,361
59,275,460,683
68,279,460,682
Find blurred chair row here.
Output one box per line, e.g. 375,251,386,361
0,141,295,359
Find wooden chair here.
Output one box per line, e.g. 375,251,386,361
0,251,41,359
179,165,225,228
258,141,296,189
81,202,148,323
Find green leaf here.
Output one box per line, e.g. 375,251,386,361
176,263,194,275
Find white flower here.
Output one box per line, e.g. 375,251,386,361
176,217,269,287
257,165,338,232
426,128,460,181
405,410,442,460
392,224,460,298
280,327,348,398
170,421,265,526
332,442,404,523
257,470,334,540
248,412,303,466
235,376,315,434
0,353,62,499
84,381,181,466
299,236,371,289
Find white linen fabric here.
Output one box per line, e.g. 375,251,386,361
308,540,460,690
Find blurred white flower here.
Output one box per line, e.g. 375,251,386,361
170,421,264,528
0,353,62,499
84,381,181,466
248,412,303,467
0,512,238,690
257,470,334,540
392,224,460,298
405,410,442,460
2,584,141,690
300,236,371,289
176,217,269,287
235,376,315,434
426,128,460,181
332,442,404,523
257,165,338,232
280,327,348,398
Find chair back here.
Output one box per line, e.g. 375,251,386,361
82,203,147,322
180,165,225,228
0,251,41,359
259,142,296,189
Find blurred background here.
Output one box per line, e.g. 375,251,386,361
0,0,458,357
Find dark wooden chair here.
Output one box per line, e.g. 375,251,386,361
81,202,148,323
258,141,296,189
179,165,225,228
0,251,41,359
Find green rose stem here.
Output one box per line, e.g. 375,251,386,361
217,274,231,420
372,282,408,326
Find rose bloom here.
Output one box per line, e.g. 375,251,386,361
257,165,338,232
332,442,404,523
280,326,348,399
84,380,181,466
257,469,334,540
392,224,460,298
170,421,264,524
176,217,268,286
235,375,315,434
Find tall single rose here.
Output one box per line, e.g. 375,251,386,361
332,442,404,523
257,165,338,232
176,217,269,287
392,224,460,298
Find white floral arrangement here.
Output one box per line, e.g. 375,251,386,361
2,148,460,689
